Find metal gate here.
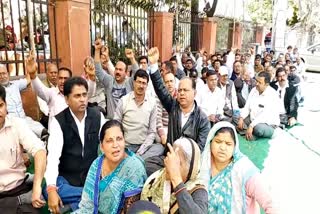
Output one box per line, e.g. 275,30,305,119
172,8,205,53
0,0,60,76
90,0,155,63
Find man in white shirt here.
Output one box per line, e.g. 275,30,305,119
237,72,280,140
0,85,47,213
26,55,96,128
197,70,224,127
43,77,105,213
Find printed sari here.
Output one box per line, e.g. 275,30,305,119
73,149,147,214
199,121,260,214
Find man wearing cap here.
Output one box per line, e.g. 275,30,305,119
217,66,240,122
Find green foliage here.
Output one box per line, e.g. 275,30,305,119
287,4,300,27
247,0,273,24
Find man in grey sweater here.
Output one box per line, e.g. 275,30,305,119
94,39,138,119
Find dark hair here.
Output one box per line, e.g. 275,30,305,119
215,127,236,145
257,71,271,84
275,67,286,77
180,77,196,90
0,85,6,103
100,120,124,142
206,70,218,78
139,56,148,64
289,65,297,70
134,69,149,83
64,77,88,97
233,60,241,65
201,67,209,74
275,61,283,67
213,59,222,65
163,61,174,73
270,50,275,54
287,45,293,50
169,56,177,63
255,54,262,60
188,69,198,78
59,67,72,77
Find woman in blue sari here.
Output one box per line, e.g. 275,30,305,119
200,121,276,214
73,120,147,214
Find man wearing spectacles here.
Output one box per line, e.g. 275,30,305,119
270,67,299,127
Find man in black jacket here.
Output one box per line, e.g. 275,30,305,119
44,77,105,213
144,47,210,175
270,67,298,127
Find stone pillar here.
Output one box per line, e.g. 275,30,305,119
255,25,264,45
149,12,174,62
201,18,217,54
48,0,90,76
228,22,243,49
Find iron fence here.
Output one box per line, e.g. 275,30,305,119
172,9,204,53
0,0,59,76
90,0,155,63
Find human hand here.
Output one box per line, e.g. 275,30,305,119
125,48,135,59
147,47,159,65
246,126,254,141
288,117,297,126
208,114,216,122
160,135,167,145
48,190,63,214
164,143,183,188
94,38,103,50
176,44,181,53
25,50,37,79
237,117,244,130
101,46,109,61
32,185,46,208
84,57,96,81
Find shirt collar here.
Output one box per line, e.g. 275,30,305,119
131,92,148,102
0,115,13,132
69,108,87,123
181,104,195,117
275,81,289,89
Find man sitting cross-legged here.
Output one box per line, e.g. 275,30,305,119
43,77,106,213
237,72,281,140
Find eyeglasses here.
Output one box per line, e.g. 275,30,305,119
0,72,8,77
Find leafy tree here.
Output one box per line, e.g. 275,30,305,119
247,0,273,25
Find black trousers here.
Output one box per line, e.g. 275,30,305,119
0,176,41,214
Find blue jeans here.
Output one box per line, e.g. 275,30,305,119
43,176,83,211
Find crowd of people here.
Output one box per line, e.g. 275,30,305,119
0,38,306,213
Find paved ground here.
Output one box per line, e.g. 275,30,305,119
262,71,320,214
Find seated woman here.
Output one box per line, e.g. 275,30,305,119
141,138,208,214
74,120,147,214
200,121,277,214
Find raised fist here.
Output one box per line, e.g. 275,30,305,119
125,48,135,59
25,50,38,76
94,38,103,50
147,47,159,65
101,46,109,59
